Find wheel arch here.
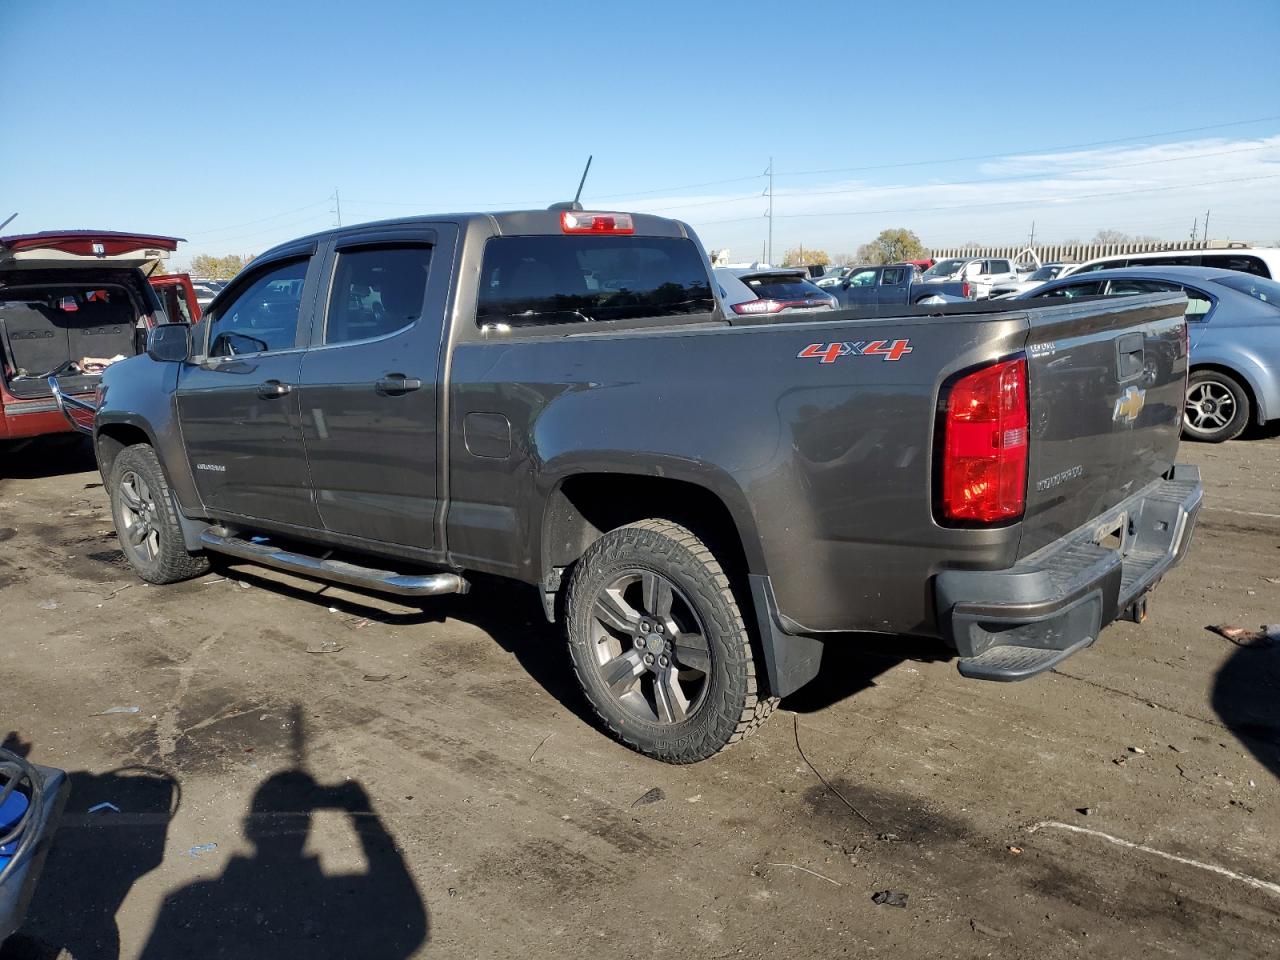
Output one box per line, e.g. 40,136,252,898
539,471,764,589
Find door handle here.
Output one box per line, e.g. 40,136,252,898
375,375,423,395
258,380,293,399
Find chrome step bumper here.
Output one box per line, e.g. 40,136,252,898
199,530,469,597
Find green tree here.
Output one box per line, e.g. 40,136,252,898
190,253,250,280
855,228,925,265
780,246,830,268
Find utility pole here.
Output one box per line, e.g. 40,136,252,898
332,187,343,227
766,158,774,265
1028,220,1036,249
799,242,804,266
1202,209,1210,249
1190,217,1198,243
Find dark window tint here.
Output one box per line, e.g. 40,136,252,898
1214,273,1280,307
1136,254,1198,268
326,245,431,344
476,236,713,327
881,267,908,285
1075,260,1124,273
206,258,308,357
1202,254,1269,278
1035,281,1103,298
743,274,828,300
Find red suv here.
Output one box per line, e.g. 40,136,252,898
0,231,199,445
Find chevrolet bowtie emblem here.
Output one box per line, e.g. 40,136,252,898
1113,385,1146,424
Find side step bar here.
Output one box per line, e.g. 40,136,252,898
199,530,469,598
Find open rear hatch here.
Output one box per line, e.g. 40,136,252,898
1018,292,1189,557
0,232,181,400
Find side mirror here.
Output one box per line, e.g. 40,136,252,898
147,323,191,363
840,279,852,289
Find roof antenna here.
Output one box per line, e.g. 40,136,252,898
0,212,17,233
548,155,592,211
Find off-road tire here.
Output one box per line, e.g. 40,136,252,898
565,519,777,763
1183,369,1250,443
108,443,210,584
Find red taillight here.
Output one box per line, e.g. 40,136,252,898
561,211,635,235
939,357,1028,524
961,281,971,299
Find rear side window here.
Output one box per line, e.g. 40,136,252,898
881,267,908,285
1203,254,1269,277
475,236,713,327
325,245,431,344
1076,259,1124,274
205,258,308,358
1105,278,1180,296
1036,281,1103,299
742,275,827,300
1136,254,1199,268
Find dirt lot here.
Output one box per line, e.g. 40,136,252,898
1,431,1277,960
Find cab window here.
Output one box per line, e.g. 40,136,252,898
847,269,878,286
204,258,309,358
325,245,431,344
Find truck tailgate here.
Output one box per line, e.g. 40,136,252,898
1018,293,1188,557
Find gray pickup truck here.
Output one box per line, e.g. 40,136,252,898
832,262,971,308
55,207,1203,764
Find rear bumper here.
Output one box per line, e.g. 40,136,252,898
934,464,1203,680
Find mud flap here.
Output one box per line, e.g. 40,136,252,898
749,575,823,698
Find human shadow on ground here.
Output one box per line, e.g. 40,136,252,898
1211,638,1280,782
2,714,428,960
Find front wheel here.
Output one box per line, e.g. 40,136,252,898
108,444,210,584
1184,369,1250,443
564,519,776,763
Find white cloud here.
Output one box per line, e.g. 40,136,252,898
621,135,1280,256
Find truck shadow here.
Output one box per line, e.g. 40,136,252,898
0,436,95,481
2,721,428,960
1211,640,1280,782
780,634,949,713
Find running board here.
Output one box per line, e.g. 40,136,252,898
199,531,469,598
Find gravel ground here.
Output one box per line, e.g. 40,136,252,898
0,429,1277,960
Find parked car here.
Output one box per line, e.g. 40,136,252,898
191,279,227,310
918,257,1019,299
0,231,194,445
989,262,1075,298
1015,266,1280,442
832,263,971,307
59,207,1200,764
714,267,836,316
1065,247,1280,279
151,273,203,325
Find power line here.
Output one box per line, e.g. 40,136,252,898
185,199,331,237
775,114,1280,177
692,173,1280,226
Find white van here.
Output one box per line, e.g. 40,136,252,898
1065,248,1280,279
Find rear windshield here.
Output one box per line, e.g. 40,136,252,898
475,236,714,327
1214,273,1280,307
922,258,967,278
741,274,828,300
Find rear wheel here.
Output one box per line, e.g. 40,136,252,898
1184,369,1249,443
108,444,209,583
565,519,776,763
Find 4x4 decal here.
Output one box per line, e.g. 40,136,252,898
798,339,913,363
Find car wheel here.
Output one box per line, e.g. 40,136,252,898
1184,369,1250,443
564,519,776,763
108,444,210,584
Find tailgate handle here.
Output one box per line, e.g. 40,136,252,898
1115,332,1144,380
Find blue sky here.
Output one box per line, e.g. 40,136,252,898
3,0,1279,267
